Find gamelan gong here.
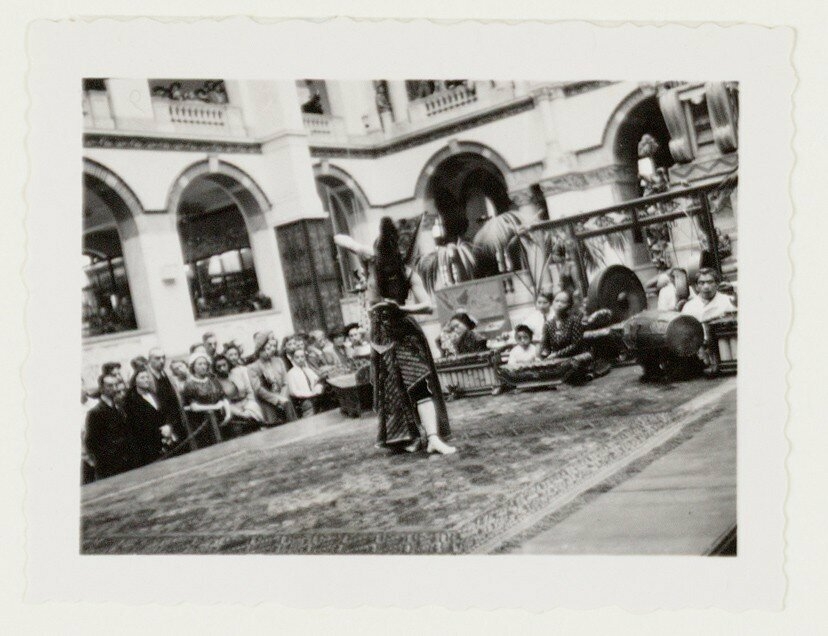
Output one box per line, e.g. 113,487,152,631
586,264,648,323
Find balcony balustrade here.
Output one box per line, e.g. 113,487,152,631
83,90,247,138
301,113,347,141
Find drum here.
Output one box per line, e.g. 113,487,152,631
706,317,738,375
623,310,705,358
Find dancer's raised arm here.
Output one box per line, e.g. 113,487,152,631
334,234,374,259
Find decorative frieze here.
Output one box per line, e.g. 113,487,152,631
539,164,638,197
84,133,262,154
668,154,738,184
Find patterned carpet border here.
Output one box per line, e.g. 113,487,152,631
83,410,712,555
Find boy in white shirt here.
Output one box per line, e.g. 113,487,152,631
286,348,325,417
505,324,539,367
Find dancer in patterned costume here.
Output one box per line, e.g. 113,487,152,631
334,218,455,455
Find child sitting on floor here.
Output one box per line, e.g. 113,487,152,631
505,324,539,367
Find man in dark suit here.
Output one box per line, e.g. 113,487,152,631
85,374,133,479
147,347,188,449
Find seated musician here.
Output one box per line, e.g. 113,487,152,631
505,324,539,367
681,268,737,323
540,291,585,360
436,322,460,358
517,292,553,343
448,312,489,355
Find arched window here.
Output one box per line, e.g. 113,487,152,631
316,178,366,293
176,173,268,320
178,203,263,320
83,170,140,338
82,229,137,338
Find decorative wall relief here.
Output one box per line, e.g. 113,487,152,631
658,87,695,163
705,82,739,154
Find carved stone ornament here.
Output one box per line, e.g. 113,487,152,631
539,165,637,197
705,82,739,154
658,87,695,163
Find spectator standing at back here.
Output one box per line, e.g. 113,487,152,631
85,374,132,479
202,331,219,360
122,369,166,468
146,347,187,447
80,380,98,484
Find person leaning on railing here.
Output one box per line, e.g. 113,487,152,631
180,351,231,449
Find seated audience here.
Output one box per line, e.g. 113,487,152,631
329,328,358,372
505,324,539,367
248,331,298,425
122,369,166,468
213,353,263,431
681,268,737,323
345,323,372,358
286,348,326,417
306,329,338,373
448,312,489,355
281,334,306,370
180,351,230,448
85,374,132,480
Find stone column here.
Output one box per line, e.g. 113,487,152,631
531,84,577,175
104,78,155,131
120,212,197,353
325,80,377,136
387,81,410,124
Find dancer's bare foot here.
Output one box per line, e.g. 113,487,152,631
404,439,421,453
426,434,456,455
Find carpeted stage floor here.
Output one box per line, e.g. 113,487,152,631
82,367,734,554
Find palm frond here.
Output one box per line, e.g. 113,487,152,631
416,241,478,295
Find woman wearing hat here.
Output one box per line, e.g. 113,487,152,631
180,351,231,448
334,218,455,455
247,330,298,425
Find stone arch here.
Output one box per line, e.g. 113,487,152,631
167,159,278,321
83,158,144,240
413,141,512,202
600,84,673,169
82,159,148,335
313,162,372,212
601,84,659,156
166,159,271,233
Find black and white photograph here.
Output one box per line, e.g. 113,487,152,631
20,16,797,614
78,76,740,556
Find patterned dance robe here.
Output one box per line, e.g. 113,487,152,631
370,304,451,448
